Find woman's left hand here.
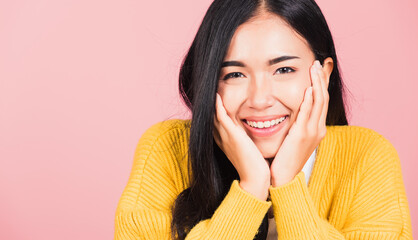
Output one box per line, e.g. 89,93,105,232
270,60,330,187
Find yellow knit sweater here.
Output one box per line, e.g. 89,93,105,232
114,119,412,239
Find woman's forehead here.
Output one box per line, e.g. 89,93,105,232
224,15,312,61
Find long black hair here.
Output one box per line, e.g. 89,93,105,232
172,0,350,239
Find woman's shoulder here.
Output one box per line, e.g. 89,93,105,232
117,119,192,212
141,118,191,138
326,125,394,146
132,119,192,196
327,124,381,135
324,125,400,167
137,119,191,147
136,118,191,157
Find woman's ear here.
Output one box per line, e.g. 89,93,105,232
322,57,334,83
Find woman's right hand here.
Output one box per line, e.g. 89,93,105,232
213,93,270,201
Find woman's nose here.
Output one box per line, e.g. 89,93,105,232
247,78,275,110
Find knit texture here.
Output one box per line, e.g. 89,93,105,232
114,119,412,239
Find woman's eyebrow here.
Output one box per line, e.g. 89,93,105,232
221,55,300,68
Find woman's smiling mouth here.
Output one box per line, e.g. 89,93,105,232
242,115,289,137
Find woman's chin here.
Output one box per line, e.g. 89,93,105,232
253,134,285,160
260,148,279,160
256,141,281,159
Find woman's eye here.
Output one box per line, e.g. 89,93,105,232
275,67,295,74
223,72,245,80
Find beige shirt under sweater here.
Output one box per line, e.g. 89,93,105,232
266,147,317,240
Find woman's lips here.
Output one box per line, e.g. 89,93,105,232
242,116,288,138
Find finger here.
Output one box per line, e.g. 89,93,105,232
295,86,313,126
213,125,222,148
316,62,328,104
308,61,324,126
215,93,235,141
215,93,223,122
316,63,329,130
214,93,227,148
214,94,221,136
215,93,228,127
215,93,236,129
214,93,227,133
214,94,220,125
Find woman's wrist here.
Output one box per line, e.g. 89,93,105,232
271,170,298,187
239,178,270,201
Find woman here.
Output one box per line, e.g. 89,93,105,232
114,0,412,239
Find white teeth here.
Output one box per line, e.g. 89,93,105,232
265,121,271,128
246,116,287,129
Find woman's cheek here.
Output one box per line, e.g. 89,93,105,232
284,82,306,110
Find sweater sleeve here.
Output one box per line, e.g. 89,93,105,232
114,121,272,240
268,135,412,239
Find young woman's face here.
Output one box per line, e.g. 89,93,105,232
217,13,319,159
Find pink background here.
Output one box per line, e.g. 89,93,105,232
0,0,416,239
